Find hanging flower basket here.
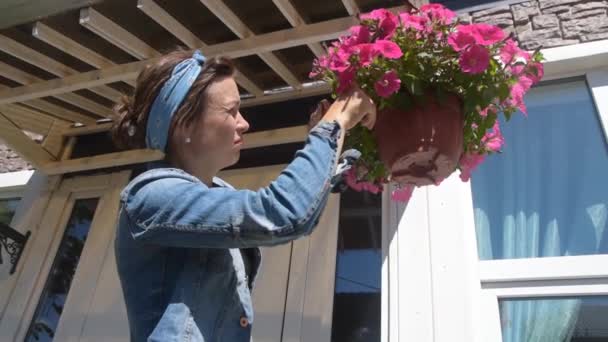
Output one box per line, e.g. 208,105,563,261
309,4,544,201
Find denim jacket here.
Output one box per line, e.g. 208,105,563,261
114,121,341,341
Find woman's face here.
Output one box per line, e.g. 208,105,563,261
181,76,250,172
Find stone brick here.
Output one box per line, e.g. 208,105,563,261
581,31,608,41
532,14,559,28
515,22,533,35
559,8,607,19
518,27,562,42
521,37,580,49
562,16,608,38
472,6,511,19
542,5,572,14
473,12,514,27
572,1,608,14
457,13,472,24
539,0,583,10
512,2,541,24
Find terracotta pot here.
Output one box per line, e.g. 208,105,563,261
373,93,464,186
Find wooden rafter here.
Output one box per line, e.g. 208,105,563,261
0,59,113,118
0,104,57,136
243,125,308,149
199,0,303,90
272,0,326,57
0,0,103,29
0,34,122,103
340,0,361,15
79,7,161,60
136,0,263,96
43,149,164,175
0,110,55,168
32,22,136,87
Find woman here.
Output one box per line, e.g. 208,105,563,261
112,49,376,341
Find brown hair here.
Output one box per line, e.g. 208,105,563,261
111,49,235,150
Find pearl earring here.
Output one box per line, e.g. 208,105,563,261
185,137,191,144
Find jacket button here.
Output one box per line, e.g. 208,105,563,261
240,317,249,328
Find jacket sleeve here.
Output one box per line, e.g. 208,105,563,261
120,121,341,248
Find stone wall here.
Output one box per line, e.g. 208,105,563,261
458,0,608,50
0,144,32,173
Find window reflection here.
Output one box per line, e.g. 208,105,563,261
499,296,608,342
25,198,99,342
331,191,382,342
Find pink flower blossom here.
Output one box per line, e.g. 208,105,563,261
391,186,414,202
479,105,497,117
448,29,477,52
361,9,398,39
309,55,328,78
336,68,355,94
482,121,504,152
459,153,486,181
505,78,532,115
459,45,490,74
374,40,403,59
472,23,504,45
399,13,427,30
375,70,401,98
419,3,455,24
345,169,383,194
349,25,371,45
352,43,378,66
328,48,351,72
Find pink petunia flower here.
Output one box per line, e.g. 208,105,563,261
391,186,414,202
336,68,355,94
419,3,455,25
349,25,371,45
352,43,378,67
361,9,398,39
448,29,477,52
345,168,383,194
472,23,504,45
459,153,486,182
374,70,401,98
374,40,403,59
482,121,504,152
459,45,490,74
399,13,427,31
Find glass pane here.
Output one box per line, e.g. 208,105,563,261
331,191,382,342
0,198,21,225
499,296,608,341
472,80,608,260
25,198,99,342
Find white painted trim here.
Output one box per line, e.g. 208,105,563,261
484,281,608,298
479,255,608,283
542,39,608,80
0,170,33,193
586,68,608,142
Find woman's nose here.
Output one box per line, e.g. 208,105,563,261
237,112,250,133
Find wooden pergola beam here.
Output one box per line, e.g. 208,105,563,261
0,5,407,105
0,103,66,136
43,149,164,175
0,110,55,168
0,0,104,30
80,7,161,61
272,0,326,58
0,34,122,103
0,59,113,117
199,0,303,90
32,21,136,87
340,0,361,15
136,0,263,96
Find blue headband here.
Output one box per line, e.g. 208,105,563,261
146,50,206,151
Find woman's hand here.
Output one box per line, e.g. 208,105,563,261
322,87,377,130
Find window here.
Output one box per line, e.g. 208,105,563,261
0,198,20,225
471,80,608,260
331,191,382,342
24,198,99,342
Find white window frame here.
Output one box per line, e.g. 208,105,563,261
0,171,131,341
383,38,608,342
